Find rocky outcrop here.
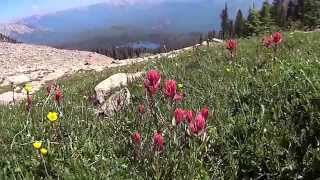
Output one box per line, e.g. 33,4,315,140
94,72,144,117
95,72,143,103
96,88,131,117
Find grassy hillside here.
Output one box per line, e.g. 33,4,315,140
1,31,320,179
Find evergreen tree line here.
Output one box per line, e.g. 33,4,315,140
91,34,205,60
91,46,172,60
220,0,320,39
0,33,18,43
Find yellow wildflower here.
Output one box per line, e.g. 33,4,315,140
32,141,42,149
226,68,231,72
23,83,32,94
47,112,58,122
178,83,184,89
40,148,48,156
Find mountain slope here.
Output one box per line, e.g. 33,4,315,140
1,31,320,178
0,23,36,37
0,0,264,46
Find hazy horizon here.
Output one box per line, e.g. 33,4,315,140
0,0,261,23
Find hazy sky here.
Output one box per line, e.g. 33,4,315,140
0,0,260,23
0,0,109,22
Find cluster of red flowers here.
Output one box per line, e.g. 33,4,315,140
225,32,283,58
132,70,209,153
132,107,209,153
131,131,165,152
144,69,183,102
262,32,283,48
175,107,209,135
24,83,63,112
47,83,63,104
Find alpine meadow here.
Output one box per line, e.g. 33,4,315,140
1,0,320,179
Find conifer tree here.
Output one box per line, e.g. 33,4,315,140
270,0,283,26
279,3,287,28
228,20,235,38
220,3,230,39
246,8,262,36
207,31,212,41
212,30,216,38
234,9,246,37
304,0,320,28
199,34,203,44
295,0,304,22
260,0,273,32
112,47,117,59
286,0,298,28
287,0,296,20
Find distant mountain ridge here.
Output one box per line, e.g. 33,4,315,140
0,0,264,47
0,23,36,37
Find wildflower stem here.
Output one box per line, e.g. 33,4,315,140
10,111,31,150
41,94,53,123
41,155,50,177
11,82,15,104
149,97,158,129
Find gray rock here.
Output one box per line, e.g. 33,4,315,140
96,88,131,117
94,72,143,104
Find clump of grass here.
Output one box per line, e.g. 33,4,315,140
1,31,320,179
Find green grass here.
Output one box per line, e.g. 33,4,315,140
1,31,320,179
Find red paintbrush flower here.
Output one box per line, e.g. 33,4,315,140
54,87,63,104
189,121,198,134
138,104,145,114
153,132,165,152
188,110,207,135
272,32,282,45
132,132,141,145
225,39,237,58
195,113,206,132
262,35,273,48
226,39,237,51
46,84,54,95
200,107,209,120
174,108,185,125
163,80,177,99
144,70,161,96
26,95,32,112
185,110,193,123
